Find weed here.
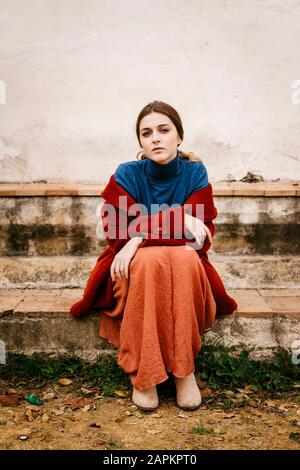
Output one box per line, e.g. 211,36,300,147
192,425,217,435
0,338,298,398
195,337,300,394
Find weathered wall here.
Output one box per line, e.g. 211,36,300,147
0,0,300,183
1,195,299,256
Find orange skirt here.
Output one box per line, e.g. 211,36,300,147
100,245,217,391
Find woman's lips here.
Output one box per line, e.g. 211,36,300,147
153,148,164,152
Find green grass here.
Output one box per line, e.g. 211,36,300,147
195,337,300,394
0,352,131,397
192,425,218,435
0,338,299,398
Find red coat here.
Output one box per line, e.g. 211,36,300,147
70,175,238,319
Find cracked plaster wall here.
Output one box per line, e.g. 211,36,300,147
0,0,300,183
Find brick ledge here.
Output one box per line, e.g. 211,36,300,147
0,288,299,318
0,181,299,197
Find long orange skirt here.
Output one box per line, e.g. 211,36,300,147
100,245,217,391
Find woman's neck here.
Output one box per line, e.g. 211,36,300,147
146,149,181,179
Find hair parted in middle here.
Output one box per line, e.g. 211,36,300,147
135,100,202,163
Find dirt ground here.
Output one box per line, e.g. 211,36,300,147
0,378,300,451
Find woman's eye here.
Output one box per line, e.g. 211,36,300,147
142,129,169,137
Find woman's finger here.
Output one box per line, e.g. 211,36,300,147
110,261,115,281
124,260,130,279
202,224,212,244
114,260,122,279
119,261,125,279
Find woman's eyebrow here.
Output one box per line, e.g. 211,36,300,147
141,124,170,131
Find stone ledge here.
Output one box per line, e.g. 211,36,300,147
0,287,299,361
1,255,299,290
0,180,299,197
0,287,299,318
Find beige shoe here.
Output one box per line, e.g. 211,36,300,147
174,372,202,411
132,385,159,411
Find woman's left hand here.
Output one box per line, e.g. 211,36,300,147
184,213,212,249
110,236,143,281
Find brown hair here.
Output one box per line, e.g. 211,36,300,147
135,101,202,163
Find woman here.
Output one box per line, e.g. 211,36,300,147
70,101,238,412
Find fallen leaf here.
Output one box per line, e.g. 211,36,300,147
128,405,138,412
95,439,106,446
115,417,126,423
265,400,276,408
42,392,56,401
54,407,66,416
151,413,163,419
25,408,34,422
195,374,207,389
0,394,20,407
41,414,49,423
64,397,92,410
114,390,128,398
93,395,104,400
248,400,259,408
58,379,73,386
278,405,288,413
236,386,255,394
90,422,101,428
147,429,161,435
212,428,222,434
201,387,213,398
80,387,96,395
82,404,91,412
178,413,189,419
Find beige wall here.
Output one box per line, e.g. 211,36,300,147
0,0,299,183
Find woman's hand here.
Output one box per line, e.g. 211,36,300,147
184,213,212,249
110,236,144,281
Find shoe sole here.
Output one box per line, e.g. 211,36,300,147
177,403,202,411
134,404,159,411
131,399,159,411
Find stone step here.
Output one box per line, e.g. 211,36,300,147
0,255,299,289
1,181,299,256
0,288,299,361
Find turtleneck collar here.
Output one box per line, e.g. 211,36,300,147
145,149,182,179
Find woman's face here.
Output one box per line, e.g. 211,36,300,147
139,112,181,164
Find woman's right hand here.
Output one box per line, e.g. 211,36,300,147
184,213,213,249
110,236,143,281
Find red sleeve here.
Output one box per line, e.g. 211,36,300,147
101,201,133,254
137,198,217,255
139,217,215,254
101,183,218,256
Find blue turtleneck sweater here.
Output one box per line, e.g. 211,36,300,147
114,149,209,215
